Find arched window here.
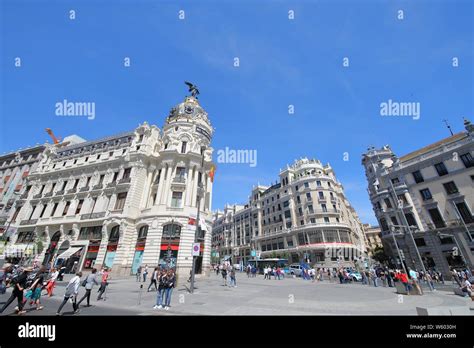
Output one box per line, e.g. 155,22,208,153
109,225,120,242
162,223,181,238
138,225,148,239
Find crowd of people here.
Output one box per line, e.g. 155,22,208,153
0,262,110,315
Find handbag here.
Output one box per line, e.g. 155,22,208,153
81,277,88,287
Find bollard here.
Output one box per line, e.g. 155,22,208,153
138,284,143,305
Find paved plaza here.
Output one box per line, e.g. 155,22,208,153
1,272,472,316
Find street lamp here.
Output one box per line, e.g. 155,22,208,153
165,219,175,269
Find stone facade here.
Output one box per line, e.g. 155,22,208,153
7,95,215,283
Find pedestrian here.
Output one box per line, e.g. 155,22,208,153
0,266,32,315
246,265,251,278
77,268,99,309
136,265,142,282
229,268,237,287
97,267,110,301
221,266,228,286
153,269,168,309
148,267,159,292
461,278,474,300
263,266,268,280
25,266,46,311
408,268,423,295
143,264,149,283
45,267,59,297
56,271,82,315
164,268,176,310
399,270,411,294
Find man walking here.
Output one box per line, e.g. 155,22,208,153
56,272,82,315
136,265,142,282
143,264,149,283
147,267,159,292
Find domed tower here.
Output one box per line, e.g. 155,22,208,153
148,84,215,281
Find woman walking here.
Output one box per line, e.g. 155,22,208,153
25,266,46,311
97,267,110,301
153,269,168,309
164,269,176,310
0,267,32,315
147,267,159,292
45,268,59,297
77,268,99,309
56,272,82,315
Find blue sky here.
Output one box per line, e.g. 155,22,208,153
1,0,473,224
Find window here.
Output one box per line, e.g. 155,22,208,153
51,203,58,217
16,231,34,243
390,216,398,226
181,142,187,154
122,168,131,179
460,152,474,168
306,192,311,201
171,192,182,208
298,207,303,216
443,181,459,195
98,175,105,185
115,193,127,210
109,226,120,241
412,170,424,183
11,207,21,222
310,218,316,223
85,177,91,187
316,181,321,187
60,181,67,191
297,196,301,204
39,204,47,218
391,178,399,184
428,208,446,228
321,203,327,212
434,162,448,176
324,217,330,223
419,188,432,201
73,179,79,189
283,200,289,208
112,172,119,182
379,218,389,231
304,182,309,188
455,202,474,224
284,210,291,219
384,198,392,209
75,200,84,215
318,191,325,199
138,225,148,239
405,213,418,227
308,205,314,214
295,185,299,191
62,201,70,216
414,238,426,247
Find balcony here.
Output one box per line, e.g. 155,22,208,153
67,188,77,194
55,190,65,196
20,219,38,226
92,184,103,191
106,181,117,188
117,177,131,185
80,212,106,220
33,193,43,199
79,186,89,193
43,191,53,198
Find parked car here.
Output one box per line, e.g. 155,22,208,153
348,271,362,282
288,264,304,276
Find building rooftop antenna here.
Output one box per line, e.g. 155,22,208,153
443,119,454,136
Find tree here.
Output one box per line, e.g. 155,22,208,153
372,246,389,265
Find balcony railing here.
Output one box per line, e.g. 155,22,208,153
43,192,53,198
55,190,65,196
92,184,103,190
80,212,106,220
106,182,117,188
67,188,77,194
79,186,89,192
172,176,186,183
33,193,42,199
20,192,29,199
117,177,131,185
20,219,38,226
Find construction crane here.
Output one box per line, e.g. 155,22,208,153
45,128,61,144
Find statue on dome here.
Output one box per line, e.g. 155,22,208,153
185,81,200,98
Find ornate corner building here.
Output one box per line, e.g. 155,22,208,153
4,94,215,281
361,119,474,277
212,158,368,268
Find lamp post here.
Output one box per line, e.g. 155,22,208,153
190,146,206,293
166,219,175,269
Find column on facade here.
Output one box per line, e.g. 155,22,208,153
112,222,135,276
141,222,163,266
164,164,176,206
94,222,110,267
185,166,194,207
155,167,164,206
140,168,155,209
191,166,199,208
175,218,194,283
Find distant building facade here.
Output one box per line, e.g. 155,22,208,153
362,119,474,277
213,158,368,268
362,224,383,257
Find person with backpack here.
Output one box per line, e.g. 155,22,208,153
76,268,99,309
97,267,110,301
56,271,82,315
0,266,32,315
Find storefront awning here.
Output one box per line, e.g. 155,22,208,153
57,247,83,259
